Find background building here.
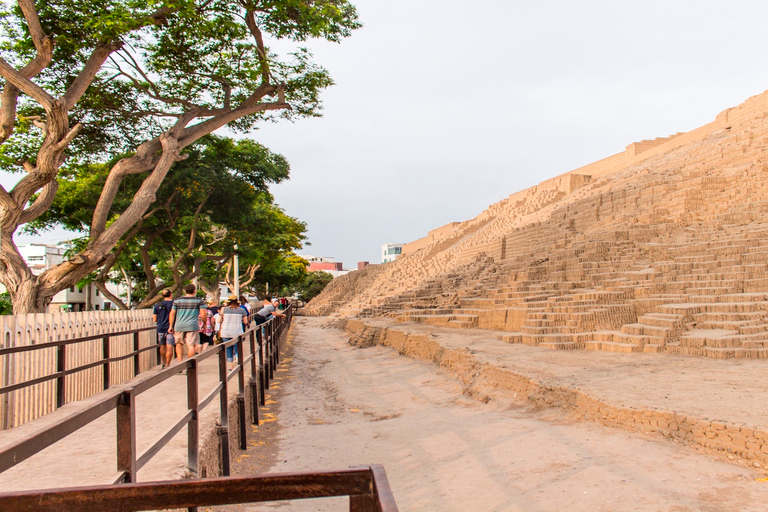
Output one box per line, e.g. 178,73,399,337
381,243,403,263
300,255,352,278
10,244,121,311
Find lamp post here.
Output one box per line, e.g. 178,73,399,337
233,244,240,297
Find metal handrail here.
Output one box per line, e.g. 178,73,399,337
0,326,156,409
0,464,399,512
0,305,293,485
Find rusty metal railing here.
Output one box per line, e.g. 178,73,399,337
0,464,398,511
0,325,158,416
0,305,292,482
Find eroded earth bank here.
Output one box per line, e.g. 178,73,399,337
223,317,768,511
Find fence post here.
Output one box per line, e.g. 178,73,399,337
187,360,199,475
268,322,274,381
236,338,246,450
249,330,259,425
271,321,277,377
116,388,136,483
274,318,280,366
56,343,66,408
102,335,111,390
257,328,266,405
132,331,140,377
155,333,161,367
217,347,230,476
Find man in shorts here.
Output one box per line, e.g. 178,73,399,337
152,289,174,368
168,284,207,362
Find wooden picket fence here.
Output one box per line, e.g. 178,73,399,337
0,310,155,430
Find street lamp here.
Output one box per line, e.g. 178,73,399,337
233,244,239,297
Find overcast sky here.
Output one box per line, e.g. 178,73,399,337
247,0,768,266
12,0,768,267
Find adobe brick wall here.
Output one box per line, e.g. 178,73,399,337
305,88,768,361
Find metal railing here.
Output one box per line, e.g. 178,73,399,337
0,305,292,482
0,464,399,511
0,326,157,411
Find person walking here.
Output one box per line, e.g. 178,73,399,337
198,301,215,353
220,295,248,370
152,289,174,368
168,284,207,362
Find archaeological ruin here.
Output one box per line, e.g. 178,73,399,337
307,89,768,360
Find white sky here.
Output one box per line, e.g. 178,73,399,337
252,0,768,266
12,0,768,267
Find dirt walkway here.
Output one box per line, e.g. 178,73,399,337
220,317,768,511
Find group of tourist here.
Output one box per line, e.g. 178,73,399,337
152,284,287,370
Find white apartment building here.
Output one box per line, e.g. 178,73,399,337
381,243,403,264
13,244,116,311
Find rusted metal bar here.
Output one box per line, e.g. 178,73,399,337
236,394,246,450
116,388,136,483
0,389,122,473
132,331,140,377
217,347,230,476
257,328,266,402
235,338,247,449
236,339,245,395
268,323,275,381
56,343,66,408
0,468,383,512
249,377,259,426
0,327,156,357
198,382,223,412
102,336,110,391
0,357,111,395
133,363,189,395
365,464,399,512
137,410,194,471
248,330,260,424
187,359,199,476
248,330,257,377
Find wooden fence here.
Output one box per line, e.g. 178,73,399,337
0,310,155,430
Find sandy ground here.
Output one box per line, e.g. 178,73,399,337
216,317,768,512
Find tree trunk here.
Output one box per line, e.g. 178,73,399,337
200,281,223,303
11,278,51,314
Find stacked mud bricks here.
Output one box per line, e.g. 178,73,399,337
307,90,768,360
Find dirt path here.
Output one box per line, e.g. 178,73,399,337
222,317,768,511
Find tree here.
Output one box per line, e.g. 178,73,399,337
0,0,360,313
30,134,306,308
296,270,334,302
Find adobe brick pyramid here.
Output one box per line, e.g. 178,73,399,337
306,89,768,359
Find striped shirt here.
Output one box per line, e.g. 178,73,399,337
172,296,206,332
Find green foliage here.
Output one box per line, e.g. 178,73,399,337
2,0,361,168
0,292,12,315
295,270,333,302
0,0,359,312
27,133,308,305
